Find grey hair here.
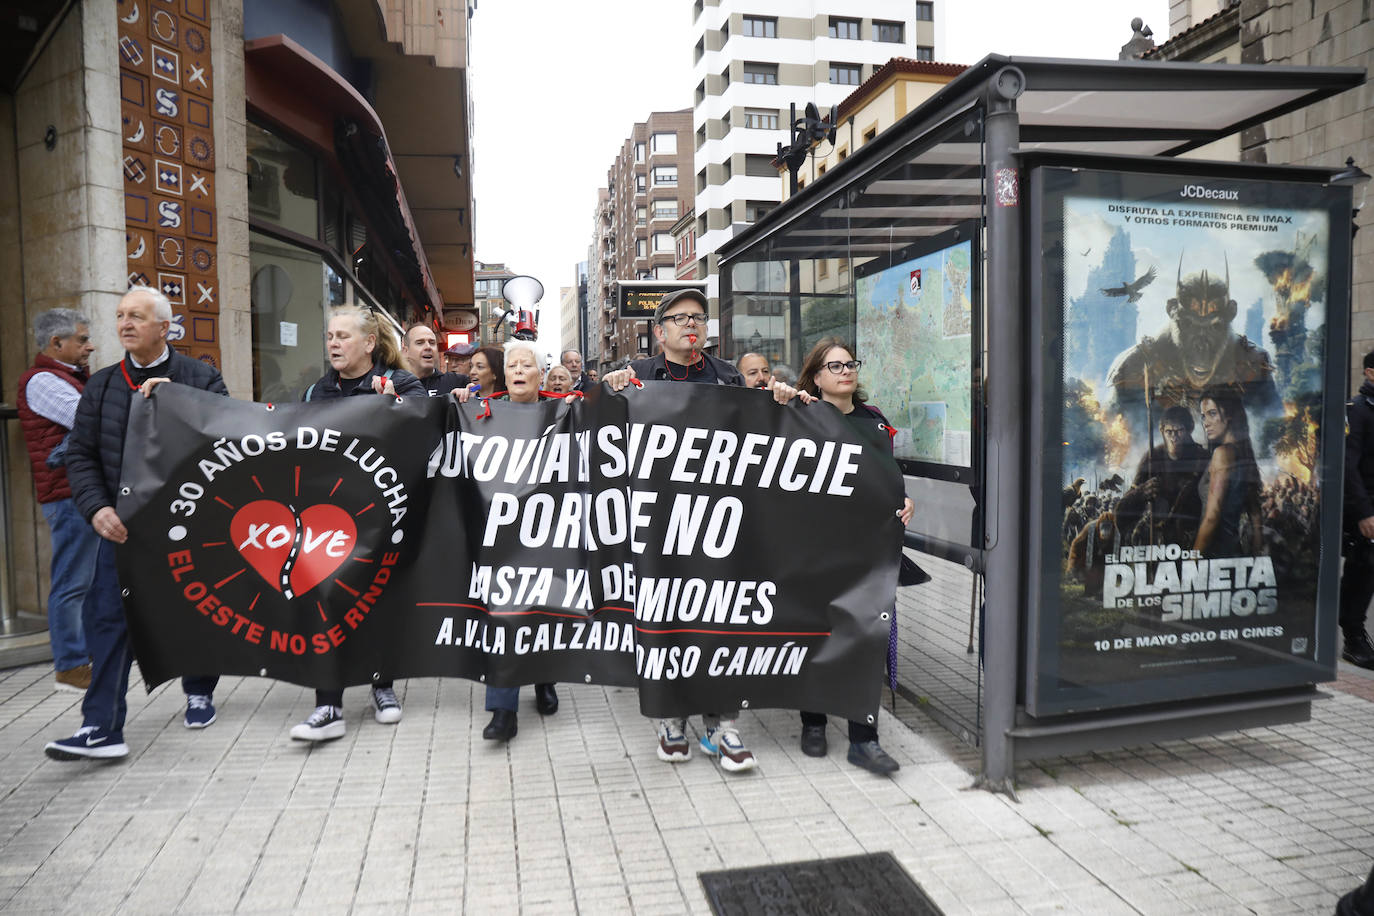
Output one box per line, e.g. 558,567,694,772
32,308,87,350
561,349,581,361
503,339,541,366
125,285,174,322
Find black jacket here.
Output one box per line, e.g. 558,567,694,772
628,352,744,387
1346,380,1374,524
302,363,425,400
68,349,228,522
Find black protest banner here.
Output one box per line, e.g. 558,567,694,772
116,382,905,722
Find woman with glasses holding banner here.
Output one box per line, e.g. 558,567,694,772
290,305,424,743
794,337,915,776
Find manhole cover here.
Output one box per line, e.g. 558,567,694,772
699,851,944,915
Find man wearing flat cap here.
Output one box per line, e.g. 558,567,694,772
602,287,802,775
444,341,476,377
618,289,742,385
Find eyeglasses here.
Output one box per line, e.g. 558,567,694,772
661,312,709,327
823,360,862,374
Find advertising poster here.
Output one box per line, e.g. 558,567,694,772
115,383,904,723
855,226,975,470
1029,165,1348,715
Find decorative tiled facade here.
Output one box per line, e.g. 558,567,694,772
118,0,220,367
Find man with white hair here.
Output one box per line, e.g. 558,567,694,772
561,349,590,392
44,286,229,761
17,308,96,692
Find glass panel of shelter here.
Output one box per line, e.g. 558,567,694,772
722,108,988,745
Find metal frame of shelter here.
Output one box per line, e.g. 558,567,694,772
716,55,1367,793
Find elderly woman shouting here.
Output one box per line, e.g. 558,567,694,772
453,340,575,741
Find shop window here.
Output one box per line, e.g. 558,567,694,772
250,230,333,402
247,121,319,239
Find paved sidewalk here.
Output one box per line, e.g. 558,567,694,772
0,651,1371,914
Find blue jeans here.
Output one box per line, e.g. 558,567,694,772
485,685,520,711
40,499,97,671
81,539,219,732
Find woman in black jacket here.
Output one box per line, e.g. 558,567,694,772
290,305,424,743
795,337,913,776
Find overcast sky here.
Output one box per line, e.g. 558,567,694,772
468,0,1171,357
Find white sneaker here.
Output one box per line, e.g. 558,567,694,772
656,717,690,762
700,722,757,773
290,705,345,742
371,686,402,724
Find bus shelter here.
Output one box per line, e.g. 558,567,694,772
716,55,1366,792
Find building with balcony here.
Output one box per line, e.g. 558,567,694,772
473,261,517,346
691,0,937,310
587,110,694,367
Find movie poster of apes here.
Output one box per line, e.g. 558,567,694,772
1049,175,1337,699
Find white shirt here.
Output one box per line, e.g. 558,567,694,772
25,358,82,430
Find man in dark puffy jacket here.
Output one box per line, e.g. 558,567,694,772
44,287,229,761
1341,351,1374,670
17,308,96,693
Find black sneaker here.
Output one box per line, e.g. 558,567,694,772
1343,631,1374,670
45,725,129,760
800,724,828,758
847,740,900,776
290,705,345,742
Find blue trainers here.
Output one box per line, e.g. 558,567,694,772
44,725,129,760
184,694,216,729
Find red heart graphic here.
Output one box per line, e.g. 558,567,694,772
229,501,357,598
289,505,357,596
230,500,297,593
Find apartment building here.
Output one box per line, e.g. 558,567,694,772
473,261,516,345
588,110,694,367
691,0,937,309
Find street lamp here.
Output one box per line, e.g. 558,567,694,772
1332,157,1371,236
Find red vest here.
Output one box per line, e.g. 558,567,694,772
16,353,87,504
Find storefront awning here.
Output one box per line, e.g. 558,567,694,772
245,35,444,313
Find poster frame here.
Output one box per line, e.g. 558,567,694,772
1022,152,1350,718
852,219,982,483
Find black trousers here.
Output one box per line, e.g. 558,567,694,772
317,681,393,708
800,711,877,744
1340,537,1374,634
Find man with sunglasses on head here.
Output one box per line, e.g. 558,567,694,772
603,289,801,774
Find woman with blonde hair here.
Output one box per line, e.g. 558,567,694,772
301,305,420,401
290,305,424,743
